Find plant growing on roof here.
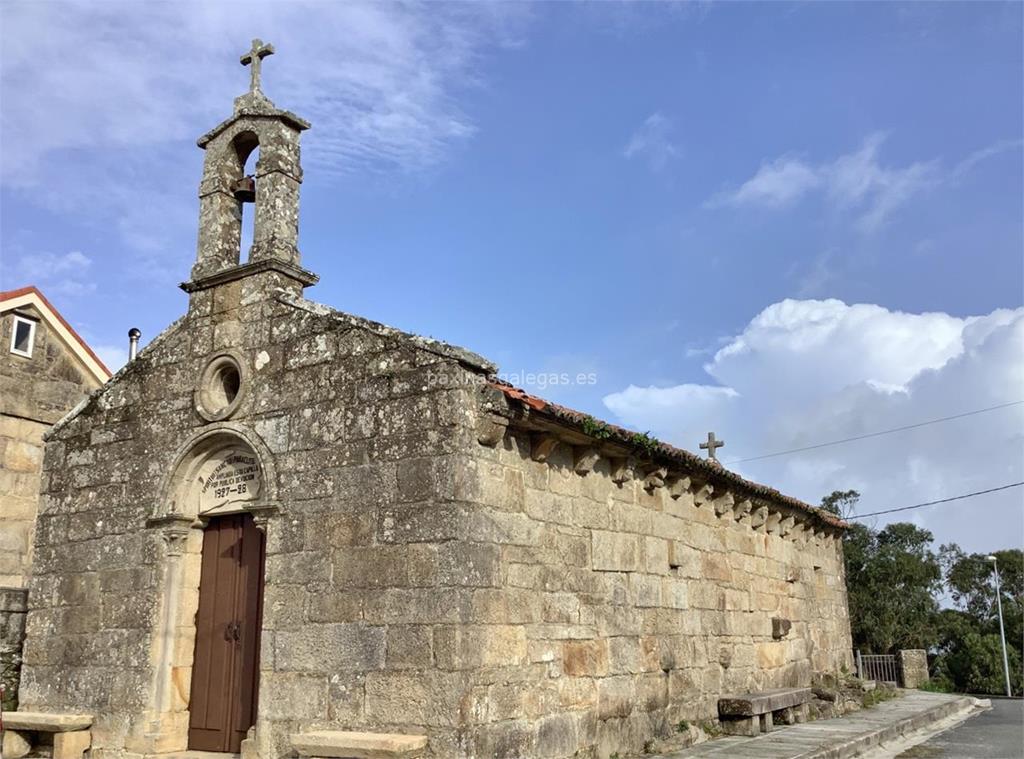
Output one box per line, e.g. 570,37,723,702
580,415,613,440
629,431,661,457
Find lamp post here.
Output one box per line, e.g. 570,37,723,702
986,554,1013,697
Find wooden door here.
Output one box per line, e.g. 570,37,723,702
188,513,265,753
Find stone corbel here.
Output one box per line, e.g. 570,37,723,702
476,415,508,447
667,475,691,500
642,466,668,492
733,499,753,523
573,446,601,476
789,522,808,544
750,506,768,532
712,491,735,517
765,511,783,535
146,514,198,556
610,457,636,486
248,502,281,534
693,482,714,507
778,515,796,537
530,433,560,463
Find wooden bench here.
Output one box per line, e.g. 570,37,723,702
291,731,428,759
1,712,93,759
718,687,811,736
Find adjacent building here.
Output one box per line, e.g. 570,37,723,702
0,285,111,705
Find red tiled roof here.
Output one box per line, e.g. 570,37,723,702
489,380,847,530
0,285,112,378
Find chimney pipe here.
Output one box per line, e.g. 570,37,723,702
128,328,141,362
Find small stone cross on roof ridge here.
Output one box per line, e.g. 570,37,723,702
700,431,725,463
240,38,275,94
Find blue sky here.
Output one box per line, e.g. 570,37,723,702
2,1,1022,554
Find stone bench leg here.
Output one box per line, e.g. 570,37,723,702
2,729,32,759
720,716,760,737
759,712,774,733
794,703,809,724
776,706,795,725
54,730,91,759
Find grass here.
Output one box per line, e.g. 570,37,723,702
700,719,723,737
917,679,954,693
862,686,900,708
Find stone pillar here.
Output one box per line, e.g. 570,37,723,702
193,179,243,280
898,649,929,688
0,587,28,710
250,122,303,267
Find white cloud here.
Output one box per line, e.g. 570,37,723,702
709,133,943,231
717,155,822,208
624,112,679,171
0,1,528,257
9,250,96,297
603,299,1024,553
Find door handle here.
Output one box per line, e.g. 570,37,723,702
224,621,242,642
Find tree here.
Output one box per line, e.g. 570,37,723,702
823,491,942,654
932,546,1023,695
821,489,861,520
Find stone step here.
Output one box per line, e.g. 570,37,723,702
291,731,428,759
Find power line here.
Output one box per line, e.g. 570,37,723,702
724,400,1024,465
846,482,1024,520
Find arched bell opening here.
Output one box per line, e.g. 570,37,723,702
232,131,260,264
231,131,260,265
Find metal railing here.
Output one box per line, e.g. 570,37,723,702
856,651,901,684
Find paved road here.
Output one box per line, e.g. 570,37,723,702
896,698,1023,759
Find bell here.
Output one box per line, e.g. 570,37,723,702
232,176,256,203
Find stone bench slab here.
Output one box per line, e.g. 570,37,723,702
291,731,428,759
718,687,812,717
2,712,93,732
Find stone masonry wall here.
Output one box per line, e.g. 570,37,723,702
19,278,494,759
0,587,28,710
1,307,102,588
450,428,853,758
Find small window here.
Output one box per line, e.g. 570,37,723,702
10,315,37,358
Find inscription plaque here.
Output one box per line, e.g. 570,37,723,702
197,447,263,514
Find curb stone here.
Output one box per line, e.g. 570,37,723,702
793,696,983,759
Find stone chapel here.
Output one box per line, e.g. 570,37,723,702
14,41,853,759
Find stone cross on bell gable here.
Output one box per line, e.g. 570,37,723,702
700,431,725,463
240,38,275,93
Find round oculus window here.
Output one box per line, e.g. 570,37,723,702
196,353,246,421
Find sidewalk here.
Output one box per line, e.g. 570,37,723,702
658,691,983,759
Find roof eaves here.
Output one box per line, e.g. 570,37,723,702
488,380,847,531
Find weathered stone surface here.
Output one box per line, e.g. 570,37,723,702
899,648,930,688
718,687,812,716
2,730,31,759
291,730,427,758
1,712,93,731
53,729,91,759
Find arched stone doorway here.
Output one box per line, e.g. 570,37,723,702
140,423,278,755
